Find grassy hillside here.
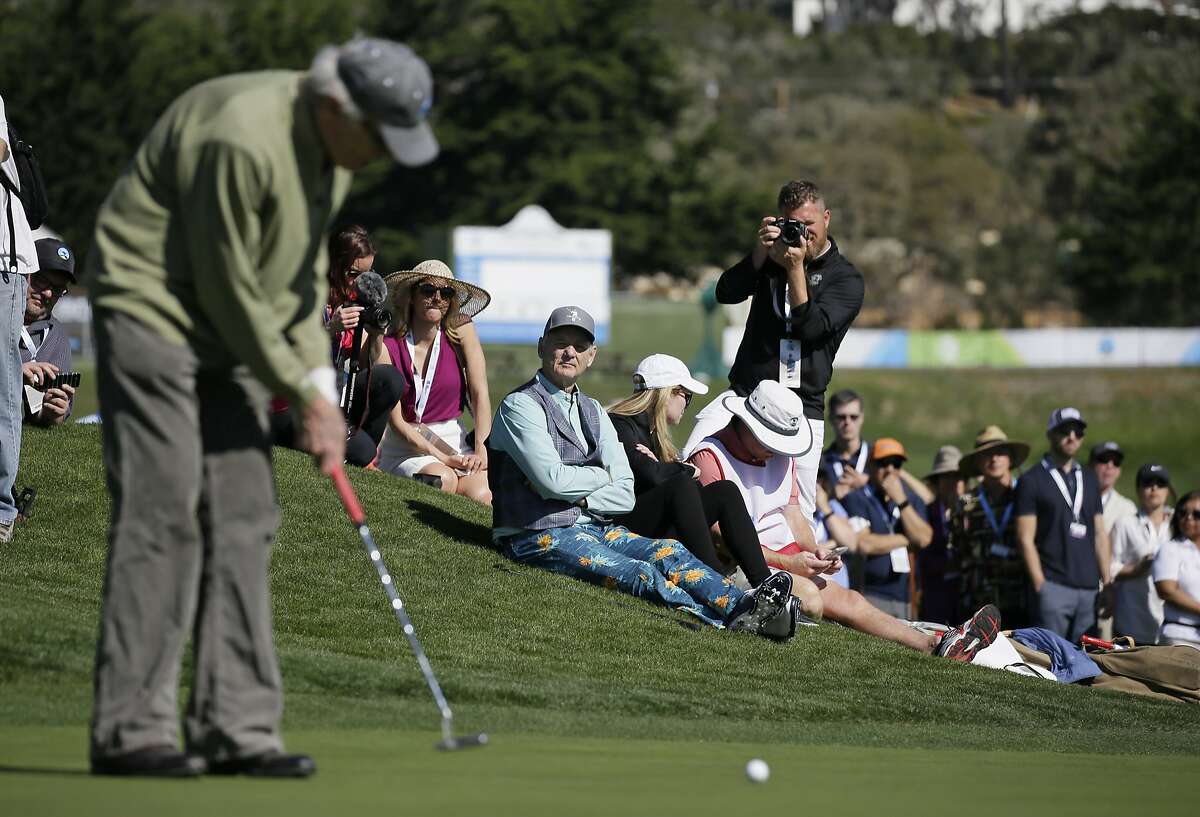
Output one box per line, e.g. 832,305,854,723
3,426,1199,814
4,427,1198,752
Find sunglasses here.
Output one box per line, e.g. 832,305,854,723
416,283,456,301
834,413,861,422
875,457,905,470
1182,509,1200,522
1093,455,1122,466
672,387,693,407
1140,479,1169,489
1055,424,1086,440
30,272,69,298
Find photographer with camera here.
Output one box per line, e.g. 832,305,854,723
20,238,79,427
376,260,493,505
271,224,405,467
683,180,865,543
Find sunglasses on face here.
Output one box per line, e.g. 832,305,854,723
30,272,68,297
1093,455,1121,466
834,413,861,422
1140,479,1169,490
1182,509,1200,522
672,387,693,407
416,283,456,301
1055,424,1085,440
875,457,905,470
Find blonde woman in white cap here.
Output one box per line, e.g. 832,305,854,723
607,355,778,592
376,260,493,504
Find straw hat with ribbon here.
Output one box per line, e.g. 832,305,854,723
959,425,1030,478
383,259,492,322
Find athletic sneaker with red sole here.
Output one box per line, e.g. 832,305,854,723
936,604,1001,662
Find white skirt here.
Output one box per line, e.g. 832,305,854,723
377,418,468,478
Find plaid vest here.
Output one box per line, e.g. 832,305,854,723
489,375,605,532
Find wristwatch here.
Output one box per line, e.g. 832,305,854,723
895,499,911,511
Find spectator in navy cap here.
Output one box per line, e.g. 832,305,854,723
1109,463,1173,644
20,238,77,426
1015,407,1113,641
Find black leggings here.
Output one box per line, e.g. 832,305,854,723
270,363,406,468
617,474,770,587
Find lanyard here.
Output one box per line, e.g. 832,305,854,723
863,486,899,534
769,276,792,322
977,478,1018,544
831,442,868,479
1042,457,1083,523
405,327,442,423
20,326,42,360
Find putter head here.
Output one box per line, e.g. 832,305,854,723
436,733,489,751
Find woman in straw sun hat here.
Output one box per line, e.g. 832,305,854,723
607,354,779,593
375,260,494,504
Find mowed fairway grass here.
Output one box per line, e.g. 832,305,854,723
3,419,1200,816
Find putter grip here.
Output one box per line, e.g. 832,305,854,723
332,468,366,526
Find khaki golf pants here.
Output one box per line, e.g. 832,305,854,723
90,310,284,762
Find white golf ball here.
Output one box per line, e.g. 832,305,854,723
745,758,769,783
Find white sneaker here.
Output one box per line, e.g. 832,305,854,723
0,517,14,544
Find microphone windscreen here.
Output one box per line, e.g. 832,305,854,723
354,271,387,307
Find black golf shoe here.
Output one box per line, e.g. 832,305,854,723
728,571,793,636
207,750,317,778
91,746,207,778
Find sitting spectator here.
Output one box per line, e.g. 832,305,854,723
952,426,1032,628
1153,489,1200,649
377,260,493,504
1016,408,1112,643
919,446,964,625
840,438,934,620
270,224,405,466
686,380,1000,661
487,307,793,634
1091,441,1137,532
1110,464,1174,644
20,238,77,427
607,354,778,593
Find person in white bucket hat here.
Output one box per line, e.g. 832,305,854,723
688,379,1004,663
608,356,795,635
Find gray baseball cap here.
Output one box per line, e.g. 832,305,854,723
337,38,438,167
543,306,595,341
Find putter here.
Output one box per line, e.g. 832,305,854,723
331,467,488,752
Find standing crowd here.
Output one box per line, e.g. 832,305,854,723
1,34,1196,782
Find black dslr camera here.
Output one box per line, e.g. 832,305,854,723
777,218,810,246
360,303,393,334
42,371,81,391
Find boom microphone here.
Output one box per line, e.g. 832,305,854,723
353,270,387,307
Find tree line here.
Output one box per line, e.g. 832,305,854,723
1,0,1196,326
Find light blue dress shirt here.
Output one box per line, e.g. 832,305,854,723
490,371,636,539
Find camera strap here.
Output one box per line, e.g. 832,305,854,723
20,326,42,359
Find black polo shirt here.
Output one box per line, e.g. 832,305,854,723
1015,457,1103,589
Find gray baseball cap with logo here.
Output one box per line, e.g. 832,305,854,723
543,306,595,341
337,37,438,167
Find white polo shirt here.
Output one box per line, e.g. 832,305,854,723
1153,536,1200,642
1109,509,1171,643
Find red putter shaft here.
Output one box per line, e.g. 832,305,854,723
332,467,366,525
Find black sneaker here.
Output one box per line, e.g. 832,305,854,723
91,746,206,778
208,750,316,778
936,604,1001,662
758,596,799,642
729,571,793,635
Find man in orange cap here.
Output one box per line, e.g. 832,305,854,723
840,438,933,619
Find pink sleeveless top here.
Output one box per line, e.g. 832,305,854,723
384,331,467,424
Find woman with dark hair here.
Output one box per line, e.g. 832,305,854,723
606,354,776,591
1153,488,1200,648
269,224,405,466
376,260,493,504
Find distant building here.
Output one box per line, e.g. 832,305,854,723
793,0,1176,37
